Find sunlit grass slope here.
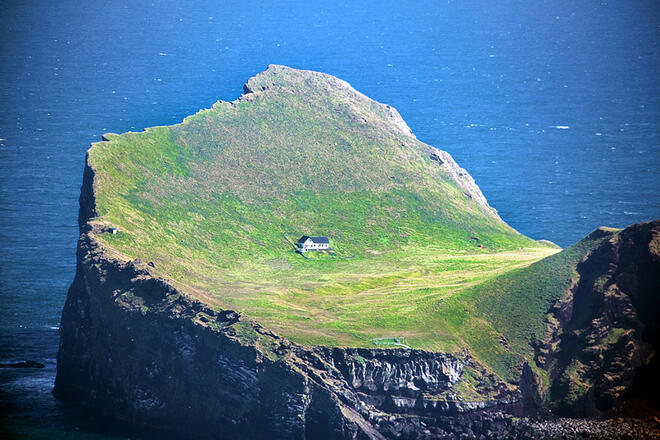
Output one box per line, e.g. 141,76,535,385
88,65,558,374
456,229,617,382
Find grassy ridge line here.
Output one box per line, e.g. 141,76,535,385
90,66,537,265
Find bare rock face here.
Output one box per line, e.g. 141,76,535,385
333,348,466,413
428,149,502,221
533,221,660,417
335,349,465,394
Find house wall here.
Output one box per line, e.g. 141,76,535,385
300,241,329,252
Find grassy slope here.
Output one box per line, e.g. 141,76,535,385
88,65,562,381
457,229,617,382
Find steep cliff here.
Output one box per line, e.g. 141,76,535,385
533,222,660,416
56,228,367,439
55,219,660,439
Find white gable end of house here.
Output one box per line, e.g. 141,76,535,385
297,236,330,252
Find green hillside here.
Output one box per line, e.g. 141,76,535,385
88,65,559,377
447,229,617,382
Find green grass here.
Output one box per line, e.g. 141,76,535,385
87,65,570,383
602,327,626,346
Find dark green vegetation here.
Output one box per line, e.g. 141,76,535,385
88,65,565,380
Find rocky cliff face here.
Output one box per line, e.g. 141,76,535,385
56,226,365,439
532,222,660,417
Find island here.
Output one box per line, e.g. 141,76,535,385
54,65,660,439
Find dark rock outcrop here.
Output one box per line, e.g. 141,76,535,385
533,222,660,417
0,360,45,368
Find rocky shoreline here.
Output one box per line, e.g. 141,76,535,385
373,412,660,439
522,415,660,440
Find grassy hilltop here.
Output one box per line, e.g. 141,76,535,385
89,65,560,378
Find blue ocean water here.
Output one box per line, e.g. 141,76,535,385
0,1,657,437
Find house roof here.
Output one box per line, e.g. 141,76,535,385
297,235,329,244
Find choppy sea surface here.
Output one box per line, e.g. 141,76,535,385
0,1,658,438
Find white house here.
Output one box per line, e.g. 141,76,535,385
296,236,330,253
